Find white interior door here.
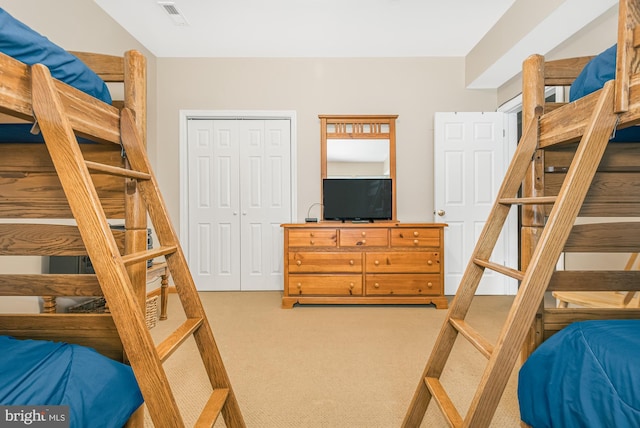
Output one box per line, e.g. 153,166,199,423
434,112,518,295
239,120,290,290
187,118,291,291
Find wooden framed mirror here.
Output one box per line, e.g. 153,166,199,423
319,114,398,221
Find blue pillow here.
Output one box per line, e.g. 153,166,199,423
0,8,112,104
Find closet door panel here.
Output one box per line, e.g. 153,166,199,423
188,118,291,291
240,120,290,290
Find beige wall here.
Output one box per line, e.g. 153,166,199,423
156,57,497,225
497,5,618,106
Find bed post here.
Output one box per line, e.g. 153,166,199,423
521,54,546,360
615,0,640,113
123,50,147,428
122,50,148,319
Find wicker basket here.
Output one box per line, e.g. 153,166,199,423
68,295,160,329
145,295,159,329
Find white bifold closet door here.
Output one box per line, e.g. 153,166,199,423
187,118,291,291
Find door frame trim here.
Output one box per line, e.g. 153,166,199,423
178,110,298,260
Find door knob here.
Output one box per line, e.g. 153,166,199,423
437,210,445,216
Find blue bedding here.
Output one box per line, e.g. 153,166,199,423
518,320,640,428
0,7,111,105
569,44,640,142
0,336,143,428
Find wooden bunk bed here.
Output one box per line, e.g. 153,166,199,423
0,8,244,428
402,1,640,427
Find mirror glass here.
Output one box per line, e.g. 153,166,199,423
326,139,390,178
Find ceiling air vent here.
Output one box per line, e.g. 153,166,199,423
158,1,189,26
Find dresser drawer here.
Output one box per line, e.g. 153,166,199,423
391,228,441,247
288,252,362,273
365,251,440,273
365,274,442,296
339,228,388,247
288,275,362,296
288,229,337,247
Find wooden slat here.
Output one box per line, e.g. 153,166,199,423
449,318,494,359
548,270,640,291
543,308,640,340
539,73,640,149
424,377,463,428
545,172,640,203
194,389,229,428
0,314,123,361
0,51,121,144
0,274,103,296
85,160,151,180
70,51,125,82
0,224,124,255
122,245,178,266
543,56,594,86
0,143,126,218
473,258,524,281
563,222,640,252
156,318,203,362
545,142,640,172
499,196,556,205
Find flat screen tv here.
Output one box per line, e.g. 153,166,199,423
323,178,392,222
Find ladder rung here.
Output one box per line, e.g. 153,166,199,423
122,245,178,266
85,160,151,180
473,258,524,281
194,388,229,428
156,317,204,362
449,318,494,359
499,196,557,205
424,377,463,428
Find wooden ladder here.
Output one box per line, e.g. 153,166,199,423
30,64,245,427
402,81,618,427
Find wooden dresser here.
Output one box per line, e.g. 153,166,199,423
281,222,447,309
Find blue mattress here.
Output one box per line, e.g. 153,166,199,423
0,336,143,428
0,7,111,105
570,45,640,142
518,320,640,428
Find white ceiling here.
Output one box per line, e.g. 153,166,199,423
94,0,618,88
94,0,517,58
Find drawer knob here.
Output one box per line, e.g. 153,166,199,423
310,232,315,237
374,282,380,288
361,239,366,245
374,260,380,266
413,231,419,237
361,231,366,237
427,282,433,288
349,259,355,266
297,282,302,288
310,240,315,245
413,239,419,245
427,260,433,265
349,282,355,289
296,260,302,266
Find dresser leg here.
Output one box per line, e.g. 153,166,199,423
281,297,297,309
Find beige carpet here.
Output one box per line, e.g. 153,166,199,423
147,292,522,427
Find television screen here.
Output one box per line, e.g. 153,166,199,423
323,178,392,221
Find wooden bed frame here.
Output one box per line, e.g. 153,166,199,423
0,49,149,426
402,1,640,427
0,44,245,426
520,0,640,358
